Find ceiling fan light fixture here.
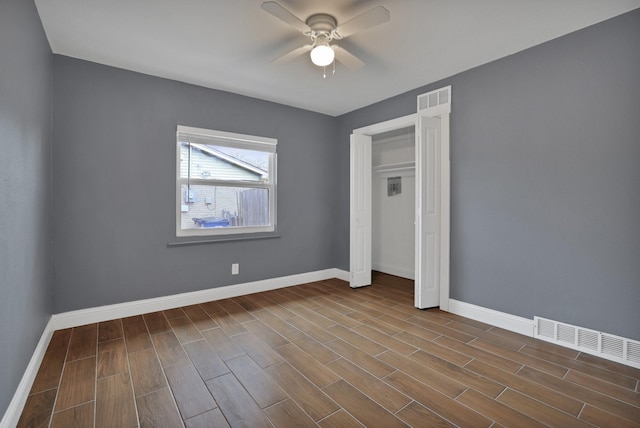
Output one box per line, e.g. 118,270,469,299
310,44,335,66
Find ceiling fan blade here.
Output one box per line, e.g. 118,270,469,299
333,46,364,70
271,44,312,64
261,1,310,33
336,6,390,38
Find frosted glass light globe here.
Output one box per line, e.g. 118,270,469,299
310,45,335,66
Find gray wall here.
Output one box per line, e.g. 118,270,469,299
52,57,339,312
337,9,640,340
0,0,53,417
3,1,637,421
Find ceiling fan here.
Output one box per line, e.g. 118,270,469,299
260,1,390,75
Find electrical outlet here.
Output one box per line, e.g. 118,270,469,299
232,263,239,275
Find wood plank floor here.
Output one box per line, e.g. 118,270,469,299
18,272,640,427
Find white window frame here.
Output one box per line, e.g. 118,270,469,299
176,125,277,237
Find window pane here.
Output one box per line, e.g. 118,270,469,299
179,142,270,182
180,184,270,231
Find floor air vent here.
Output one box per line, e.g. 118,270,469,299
534,317,640,369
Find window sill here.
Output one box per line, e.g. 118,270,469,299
167,233,281,247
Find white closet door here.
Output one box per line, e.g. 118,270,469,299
415,116,441,308
350,133,372,288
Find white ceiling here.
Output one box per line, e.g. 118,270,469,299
35,0,640,116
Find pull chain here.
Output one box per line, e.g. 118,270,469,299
322,60,336,79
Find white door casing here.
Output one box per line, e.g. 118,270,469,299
350,133,372,288
438,113,451,311
415,116,441,308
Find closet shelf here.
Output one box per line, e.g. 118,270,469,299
373,161,415,172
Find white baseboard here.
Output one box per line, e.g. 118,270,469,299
448,299,534,337
51,268,349,330
2,268,349,427
333,268,350,282
372,263,415,280
447,301,640,369
0,317,56,428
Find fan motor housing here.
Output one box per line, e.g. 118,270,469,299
306,13,337,33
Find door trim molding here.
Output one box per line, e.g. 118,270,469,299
353,113,417,135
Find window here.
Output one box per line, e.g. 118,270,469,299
176,125,277,237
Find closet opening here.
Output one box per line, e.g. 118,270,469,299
351,86,451,309
372,127,416,280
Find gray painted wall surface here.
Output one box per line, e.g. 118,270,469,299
0,0,53,417
4,2,638,422
337,9,640,340
52,56,339,313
